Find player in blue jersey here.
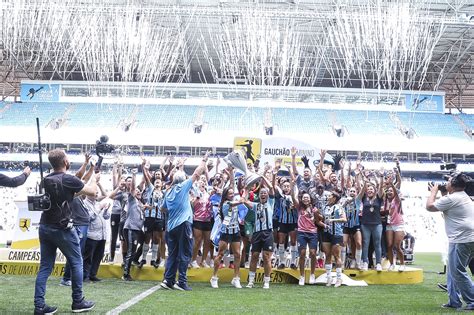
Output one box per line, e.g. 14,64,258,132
243,176,275,289
276,179,298,270
342,187,362,269
210,180,246,289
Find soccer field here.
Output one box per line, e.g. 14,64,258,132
0,253,456,314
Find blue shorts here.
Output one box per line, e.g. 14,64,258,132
297,232,318,250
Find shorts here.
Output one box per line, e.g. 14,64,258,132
220,232,241,243
239,224,247,238
386,224,405,232
278,223,297,234
272,219,279,231
297,232,318,250
144,218,165,233
193,220,212,232
321,232,344,246
251,230,274,253
118,221,125,241
343,226,361,235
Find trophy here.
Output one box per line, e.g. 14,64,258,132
224,151,262,189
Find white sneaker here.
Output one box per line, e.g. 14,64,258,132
231,277,242,289
191,260,200,269
244,261,250,268
398,265,406,272
209,260,214,268
210,276,218,289
298,276,305,286
326,275,332,287
263,282,270,289
388,264,395,271
246,282,255,289
159,260,165,268
201,261,210,268
334,278,343,288
309,274,316,285
376,263,382,272
361,262,368,271
350,260,356,269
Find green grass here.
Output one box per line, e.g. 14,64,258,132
0,253,458,314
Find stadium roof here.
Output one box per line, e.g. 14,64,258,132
0,0,473,110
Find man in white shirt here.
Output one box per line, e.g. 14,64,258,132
426,173,474,311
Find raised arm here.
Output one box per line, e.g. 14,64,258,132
81,161,95,183
290,179,299,209
0,167,30,188
318,149,328,183
75,153,91,179
261,175,274,196
376,171,384,198
76,173,97,197
291,146,298,176
191,151,210,183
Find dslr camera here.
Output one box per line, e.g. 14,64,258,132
428,181,447,194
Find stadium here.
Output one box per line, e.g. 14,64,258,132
0,0,473,314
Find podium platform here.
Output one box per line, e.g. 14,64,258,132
0,260,423,285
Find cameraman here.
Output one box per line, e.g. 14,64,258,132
426,173,474,311
34,149,97,315
0,166,31,187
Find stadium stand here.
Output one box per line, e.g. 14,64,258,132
0,102,471,140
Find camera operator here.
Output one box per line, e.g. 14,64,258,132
426,173,474,311
34,149,97,315
0,166,31,187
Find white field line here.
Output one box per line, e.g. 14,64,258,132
106,284,161,315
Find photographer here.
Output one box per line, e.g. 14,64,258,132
33,149,97,315
0,166,31,187
426,173,474,311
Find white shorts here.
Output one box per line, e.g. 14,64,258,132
386,224,405,232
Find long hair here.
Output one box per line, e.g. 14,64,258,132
218,186,232,221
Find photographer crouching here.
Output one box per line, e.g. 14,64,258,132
426,173,474,311
34,149,98,315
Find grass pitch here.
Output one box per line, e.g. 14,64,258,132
0,253,458,314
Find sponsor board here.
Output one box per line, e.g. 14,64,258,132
11,202,41,249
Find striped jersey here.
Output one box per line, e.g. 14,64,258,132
344,197,361,228
220,201,240,235
251,197,275,232
322,203,344,236
276,192,297,224
145,184,165,220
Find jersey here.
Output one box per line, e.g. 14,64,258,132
250,197,275,232
344,197,361,228
220,201,240,234
322,203,344,236
276,192,297,224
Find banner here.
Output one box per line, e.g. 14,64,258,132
405,94,444,113
11,202,41,249
20,83,60,102
258,137,330,173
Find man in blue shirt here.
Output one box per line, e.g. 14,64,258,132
160,152,209,291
